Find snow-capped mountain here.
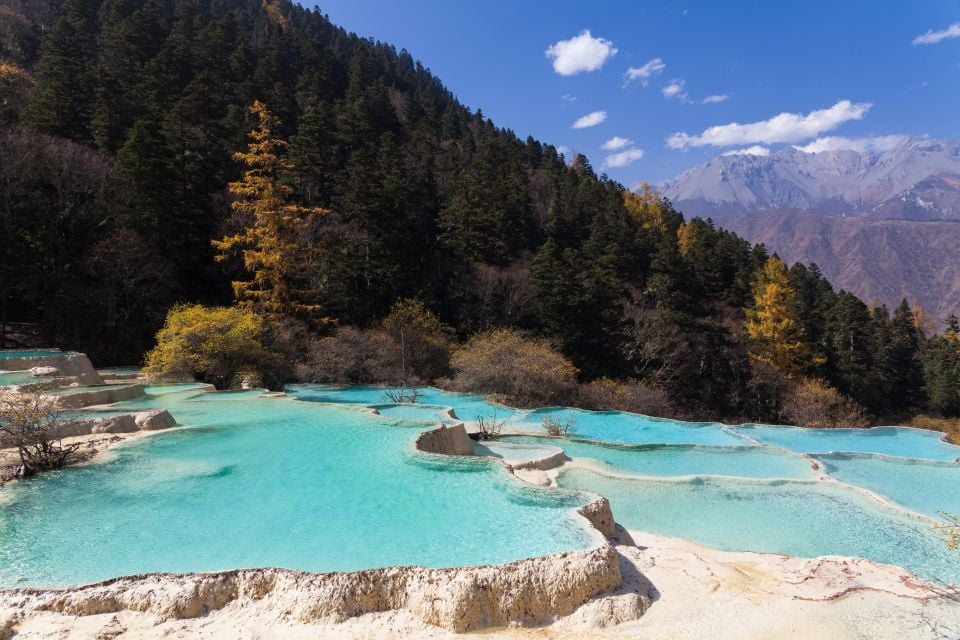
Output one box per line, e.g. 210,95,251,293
661,138,960,220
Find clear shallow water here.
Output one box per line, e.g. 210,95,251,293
0,370,39,386
0,391,597,587
142,383,209,395
733,425,960,461
516,408,745,446
475,441,563,463
97,366,142,375
373,403,456,424
557,467,960,583
0,350,63,359
5,381,960,588
502,436,816,480
817,454,960,518
286,385,523,424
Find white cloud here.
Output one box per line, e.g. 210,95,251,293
602,136,634,150
793,135,907,154
546,30,618,75
624,58,665,86
702,94,730,104
666,100,872,149
662,79,687,100
602,148,645,168
721,145,770,156
572,110,607,129
561,94,578,104
912,23,960,45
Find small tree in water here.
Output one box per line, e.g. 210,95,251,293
542,415,576,437
0,391,78,477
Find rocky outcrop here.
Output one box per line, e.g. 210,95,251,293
135,409,177,431
0,543,630,633
0,353,103,386
48,410,177,438
414,424,475,456
49,384,144,409
576,497,617,538
506,448,567,472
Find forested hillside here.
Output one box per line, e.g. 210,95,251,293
1,0,957,424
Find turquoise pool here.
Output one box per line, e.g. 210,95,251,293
286,384,525,424
557,467,960,583
501,436,817,480
0,350,63,359
732,424,960,461
515,408,746,446
0,370,38,386
816,453,960,518
373,403,457,424
143,383,210,395
4,380,960,589
0,390,598,587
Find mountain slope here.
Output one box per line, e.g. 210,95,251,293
662,139,960,220
721,210,960,322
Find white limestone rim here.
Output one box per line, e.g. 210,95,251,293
474,440,568,471
547,455,952,547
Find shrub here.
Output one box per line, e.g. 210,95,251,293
579,377,677,418
297,327,404,385
449,328,578,407
144,304,289,390
782,378,870,428
382,299,455,381
542,415,576,437
475,413,507,441
909,415,960,445
380,387,421,404
0,390,78,477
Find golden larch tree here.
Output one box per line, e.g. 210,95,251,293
745,255,808,376
624,183,668,234
213,100,330,323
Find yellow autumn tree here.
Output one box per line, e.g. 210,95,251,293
624,183,668,234
213,100,330,323
746,256,808,376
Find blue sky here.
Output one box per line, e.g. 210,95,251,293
311,0,960,185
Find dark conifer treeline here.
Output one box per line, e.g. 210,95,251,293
0,0,957,423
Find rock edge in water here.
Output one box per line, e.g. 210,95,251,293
0,541,631,632
0,420,646,633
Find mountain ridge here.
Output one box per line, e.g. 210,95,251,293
661,138,960,221
719,210,960,324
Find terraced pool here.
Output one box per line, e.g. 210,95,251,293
0,389,598,587
2,382,960,587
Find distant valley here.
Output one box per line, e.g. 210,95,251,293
662,139,960,322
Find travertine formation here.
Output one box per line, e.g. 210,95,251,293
50,409,177,438
0,352,103,386
0,543,630,633
0,389,647,634
414,423,476,456
48,384,145,409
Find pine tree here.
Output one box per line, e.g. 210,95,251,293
213,100,331,323
24,0,98,139
879,300,926,413
746,256,809,376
